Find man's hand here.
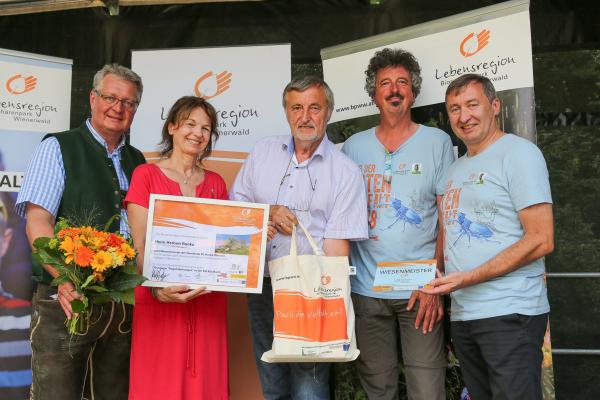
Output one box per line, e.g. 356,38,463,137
422,203,554,297
407,290,443,334
421,270,470,296
153,285,210,303
57,282,82,320
266,221,276,241
269,205,298,236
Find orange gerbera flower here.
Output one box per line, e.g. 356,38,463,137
91,251,113,273
107,233,124,247
74,246,94,267
58,227,81,238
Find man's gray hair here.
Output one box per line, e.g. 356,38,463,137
282,76,334,111
93,63,143,102
364,48,422,99
445,73,497,103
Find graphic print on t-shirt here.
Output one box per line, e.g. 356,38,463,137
361,162,426,236
382,197,423,232
443,177,501,248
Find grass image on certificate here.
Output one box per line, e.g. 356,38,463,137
215,234,250,256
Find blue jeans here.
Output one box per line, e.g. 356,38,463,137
247,279,330,400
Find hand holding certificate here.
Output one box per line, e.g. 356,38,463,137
143,194,269,293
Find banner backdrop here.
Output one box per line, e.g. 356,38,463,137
131,44,291,185
0,48,71,399
321,1,554,398
0,48,72,192
322,1,534,140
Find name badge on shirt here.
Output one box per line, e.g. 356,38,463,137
372,260,436,292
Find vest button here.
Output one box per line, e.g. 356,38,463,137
115,204,120,209
114,190,119,195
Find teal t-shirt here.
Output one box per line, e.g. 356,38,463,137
442,134,552,321
342,125,454,299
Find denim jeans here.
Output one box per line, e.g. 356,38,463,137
247,279,330,400
30,284,132,400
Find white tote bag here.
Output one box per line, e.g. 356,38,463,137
261,221,359,363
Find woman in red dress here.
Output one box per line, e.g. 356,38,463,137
125,96,228,399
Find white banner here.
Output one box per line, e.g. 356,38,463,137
0,48,72,190
323,8,533,122
131,44,291,159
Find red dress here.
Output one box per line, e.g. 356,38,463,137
125,163,229,400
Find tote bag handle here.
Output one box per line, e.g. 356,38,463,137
290,220,324,258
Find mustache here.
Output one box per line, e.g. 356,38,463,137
297,123,315,129
385,92,404,101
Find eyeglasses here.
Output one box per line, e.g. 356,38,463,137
383,149,393,184
275,156,317,213
94,90,139,112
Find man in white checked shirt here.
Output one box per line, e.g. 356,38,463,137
231,76,368,399
15,64,145,400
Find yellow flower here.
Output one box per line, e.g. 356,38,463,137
59,236,75,264
80,226,94,237
48,238,59,249
112,251,125,267
91,251,114,273
90,236,106,249
119,243,136,260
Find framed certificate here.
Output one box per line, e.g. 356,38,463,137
372,260,436,292
142,194,269,293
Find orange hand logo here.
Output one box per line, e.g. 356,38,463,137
6,74,37,95
460,29,491,57
194,71,232,100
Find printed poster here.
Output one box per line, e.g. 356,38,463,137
131,45,291,185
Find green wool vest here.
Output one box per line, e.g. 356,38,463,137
33,124,146,284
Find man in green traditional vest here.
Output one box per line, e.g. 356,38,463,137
16,64,146,400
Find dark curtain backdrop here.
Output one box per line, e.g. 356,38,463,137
0,0,597,125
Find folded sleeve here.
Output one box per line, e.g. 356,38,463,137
15,137,65,218
324,164,369,241
230,149,256,203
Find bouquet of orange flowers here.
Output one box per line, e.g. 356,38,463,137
32,217,146,334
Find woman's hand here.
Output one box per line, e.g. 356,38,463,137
152,285,210,303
